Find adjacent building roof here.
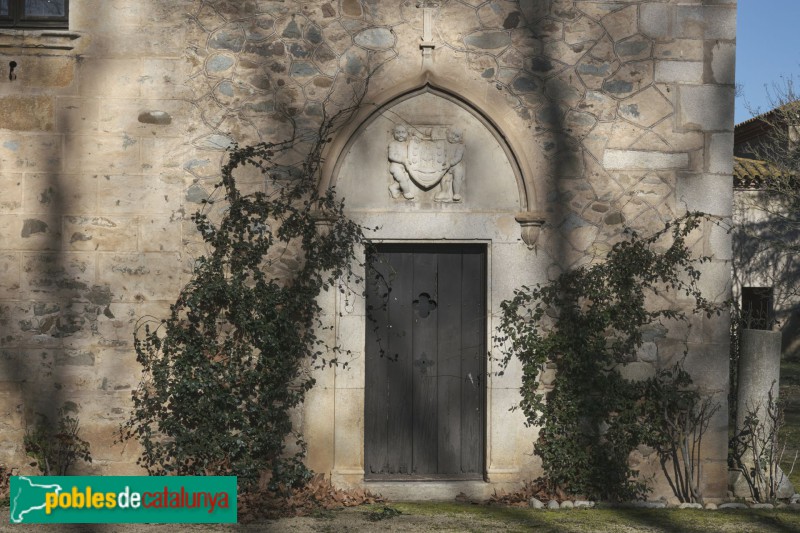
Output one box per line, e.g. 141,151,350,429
734,101,799,189
734,156,793,189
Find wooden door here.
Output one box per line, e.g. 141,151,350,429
364,244,486,479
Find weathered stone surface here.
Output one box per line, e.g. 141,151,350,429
615,35,652,61
637,342,657,363
564,16,602,47
137,111,172,125
464,30,512,50
602,61,654,97
64,216,139,251
543,40,587,66
206,53,235,74
602,5,638,41
21,253,95,298
0,253,21,299
0,174,23,214
97,253,182,302
354,28,395,50
341,0,361,17
617,362,656,382
0,96,53,131
580,90,616,121
564,110,597,139
10,56,75,88
618,86,673,128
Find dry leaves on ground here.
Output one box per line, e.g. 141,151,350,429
239,473,384,520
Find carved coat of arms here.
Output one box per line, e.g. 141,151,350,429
407,136,448,189
388,125,465,203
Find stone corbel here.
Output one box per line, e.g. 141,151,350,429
515,212,546,249
310,211,339,237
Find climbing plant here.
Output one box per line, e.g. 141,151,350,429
121,110,368,490
496,214,723,501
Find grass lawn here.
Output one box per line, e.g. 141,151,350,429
780,358,800,488
5,502,800,532
378,502,800,533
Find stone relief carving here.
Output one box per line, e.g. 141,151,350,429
387,124,465,203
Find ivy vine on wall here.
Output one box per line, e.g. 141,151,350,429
121,111,368,490
496,214,725,501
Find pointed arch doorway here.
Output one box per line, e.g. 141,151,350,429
309,84,546,498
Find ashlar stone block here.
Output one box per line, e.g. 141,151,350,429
679,85,735,131
96,174,183,215
0,253,21,299
77,59,142,98
64,135,142,174
604,149,689,170
655,60,704,84
675,174,733,217
708,132,734,174
20,252,95,300
639,3,671,39
97,252,182,302
676,6,736,40
710,41,736,85
63,216,138,252
0,96,53,132
0,174,22,214
655,39,705,61
139,216,182,253
3,215,62,252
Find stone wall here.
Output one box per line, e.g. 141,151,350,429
0,0,736,499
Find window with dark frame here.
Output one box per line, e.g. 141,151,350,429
741,287,774,330
0,0,68,29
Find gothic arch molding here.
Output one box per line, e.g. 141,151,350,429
320,76,544,216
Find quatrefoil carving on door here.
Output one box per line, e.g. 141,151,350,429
412,292,437,318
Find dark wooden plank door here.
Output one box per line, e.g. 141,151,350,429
365,244,485,479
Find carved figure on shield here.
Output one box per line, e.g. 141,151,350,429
434,128,465,203
388,125,415,200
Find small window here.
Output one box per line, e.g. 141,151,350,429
0,0,68,29
741,287,774,330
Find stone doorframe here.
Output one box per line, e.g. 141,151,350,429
304,81,551,500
